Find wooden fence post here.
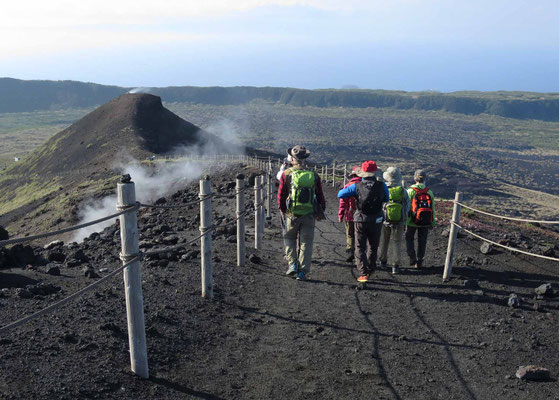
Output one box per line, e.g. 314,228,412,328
443,192,463,281
199,176,213,298
117,177,148,379
343,163,348,186
236,174,245,267
332,161,336,187
254,176,262,249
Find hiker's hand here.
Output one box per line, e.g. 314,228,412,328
338,216,343,223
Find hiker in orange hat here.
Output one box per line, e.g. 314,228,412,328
337,161,389,283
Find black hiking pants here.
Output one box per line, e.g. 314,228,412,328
354,220,383,276
405,226,429,263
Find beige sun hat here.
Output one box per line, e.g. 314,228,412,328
383,166,402,184
287,145,310,161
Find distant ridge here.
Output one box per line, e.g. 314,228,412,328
2,78,559,121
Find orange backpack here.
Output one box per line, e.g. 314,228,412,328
411,187,433,225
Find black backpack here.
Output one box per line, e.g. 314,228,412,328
355,179,384,215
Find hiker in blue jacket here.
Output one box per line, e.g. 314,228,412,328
338,161,389,282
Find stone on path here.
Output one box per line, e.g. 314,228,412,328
515,365,551,381
480,242,494,255
534,283,553,297
507,293,520,308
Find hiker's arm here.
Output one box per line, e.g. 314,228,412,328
277,173,289,213
382,183,389,202
315,174,326,210
338,197,348,221
337,183,356,199
403,190,411,217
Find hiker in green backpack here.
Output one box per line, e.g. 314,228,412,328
378,167,410,274
278,145,326,281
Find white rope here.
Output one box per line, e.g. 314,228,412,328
0,255,141,334
456,201,559,225
0,205,138,247
451,221,559,262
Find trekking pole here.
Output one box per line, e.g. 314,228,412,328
443,192,463,281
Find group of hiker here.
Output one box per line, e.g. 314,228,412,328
276,145,435,283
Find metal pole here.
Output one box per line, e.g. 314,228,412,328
117,177,148,379
254,176,262,249
200,176,213,298
443,192,463,281
236,174,245,267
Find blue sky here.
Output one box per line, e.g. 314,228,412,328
1,0,558,92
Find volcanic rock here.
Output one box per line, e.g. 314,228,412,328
480,242,494,255
47,251,66,263
534,283,553,296
0,225,8,240
45,264,61,276
515,365,551,381
508,293,520,308
249,254,262,264
44,240,63,250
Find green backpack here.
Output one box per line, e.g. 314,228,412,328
288,168,316,216
386,186,404,223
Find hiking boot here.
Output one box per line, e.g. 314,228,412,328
409,258,417,266
296,271,306,281
392,266,401,275
357,275,369,283
380,261,388,269
415,259,423,269
285,263,298,276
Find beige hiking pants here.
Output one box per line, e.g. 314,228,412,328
283,214,315,273
378,223,405,267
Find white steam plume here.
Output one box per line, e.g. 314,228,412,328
71,119,247,243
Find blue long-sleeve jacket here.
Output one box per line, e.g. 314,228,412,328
337,178,389,222
337,179,389,202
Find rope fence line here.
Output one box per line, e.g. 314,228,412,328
443,191,559,281
0,205,139,248
455,201,559,225
0,255,141,334
451,221,559,262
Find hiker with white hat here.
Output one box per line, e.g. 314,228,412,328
278,145,326,281
405,169,436,269
338,165,362,262
337,160,389,283
378,167,410,274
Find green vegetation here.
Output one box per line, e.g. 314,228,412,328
0,176,61,214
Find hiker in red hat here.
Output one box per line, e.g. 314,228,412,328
338,165,362,262
278,145,326,281
337,160,389,283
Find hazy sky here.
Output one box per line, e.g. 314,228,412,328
2,0,559,91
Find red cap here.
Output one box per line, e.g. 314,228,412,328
361,160,377,173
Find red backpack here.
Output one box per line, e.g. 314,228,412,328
411,187,433,226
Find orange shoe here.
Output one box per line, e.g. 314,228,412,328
357,275,369,283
